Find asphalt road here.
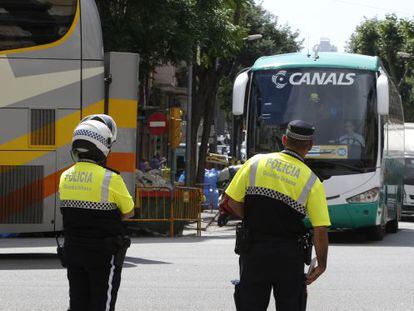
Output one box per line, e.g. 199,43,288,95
1,221,414,311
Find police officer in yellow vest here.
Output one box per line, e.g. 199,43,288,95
59,114,134,311
222,120,331,311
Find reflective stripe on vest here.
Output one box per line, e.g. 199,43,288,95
249,156,263,186
246,186,307,215
297,172,317,205
101,170,113,202
61,200,118,211
247,154,316,215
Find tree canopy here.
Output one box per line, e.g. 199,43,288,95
348,15,414,121
96,0,301,184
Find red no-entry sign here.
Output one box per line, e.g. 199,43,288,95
148,112,168,135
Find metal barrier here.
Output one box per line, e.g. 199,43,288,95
125,187,203,237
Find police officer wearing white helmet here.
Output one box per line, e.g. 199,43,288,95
59,114,135,311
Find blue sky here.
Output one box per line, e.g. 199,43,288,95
260,0,414,52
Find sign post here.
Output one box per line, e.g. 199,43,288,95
148,112,168,136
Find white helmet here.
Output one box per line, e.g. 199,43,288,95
71,119,115,163
80,114,118,145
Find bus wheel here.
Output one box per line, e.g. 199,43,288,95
386,218,398,233
366,225,385,241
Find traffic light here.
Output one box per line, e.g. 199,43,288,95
169,107,182,149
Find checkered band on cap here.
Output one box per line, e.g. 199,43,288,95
61,200,118,211
73,129,109,148
246,186,307,216
286,129,313,141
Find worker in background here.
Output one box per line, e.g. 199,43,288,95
219,120,331,311
58,114,135,311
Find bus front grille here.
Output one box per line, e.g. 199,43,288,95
0,166,44,224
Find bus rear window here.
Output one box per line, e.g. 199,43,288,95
0,0,77,52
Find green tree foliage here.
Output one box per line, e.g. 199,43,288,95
97,0,195,77
96,0,301,184
190,0,245,183
348,15,414,121
191,0,301,183
219,3,301,116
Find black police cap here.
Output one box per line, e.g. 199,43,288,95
286,120,315,141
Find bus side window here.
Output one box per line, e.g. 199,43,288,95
0,0,77,52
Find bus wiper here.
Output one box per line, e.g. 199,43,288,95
308,160,369,173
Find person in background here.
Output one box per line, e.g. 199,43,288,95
150,154,161,170
339,120,365,147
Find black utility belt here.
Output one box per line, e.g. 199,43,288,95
251,235,300,244
65,235,130,252
235,223,313,264
58,235,131,268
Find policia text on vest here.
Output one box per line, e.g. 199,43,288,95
58,114,135,311
221,120,331,311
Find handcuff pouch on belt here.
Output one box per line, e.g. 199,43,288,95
57,244,67,267
235,222,251,255
299,232,313,265
104,235,131,267
56,234,67,268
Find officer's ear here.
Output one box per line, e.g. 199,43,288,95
282,135,287,147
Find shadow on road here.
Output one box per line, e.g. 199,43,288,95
329,222,414,247
0,231,236,249
0,253,170,270
124,256,171,267
0,253,63,270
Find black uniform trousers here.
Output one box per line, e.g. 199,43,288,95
234,239,305,311
64,244,123,311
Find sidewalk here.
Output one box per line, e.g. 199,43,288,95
184,209,237,237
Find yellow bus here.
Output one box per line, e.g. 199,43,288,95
0,0,139,234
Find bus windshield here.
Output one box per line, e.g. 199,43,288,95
248,68,378,175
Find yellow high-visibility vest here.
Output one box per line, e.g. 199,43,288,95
226,152,330,228
59,161,134,215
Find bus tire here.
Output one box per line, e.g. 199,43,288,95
366,225,385,241
386,218,398,233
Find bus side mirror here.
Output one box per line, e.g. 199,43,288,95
377,74,389,115
232,71,249,115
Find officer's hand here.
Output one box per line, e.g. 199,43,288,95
217,213,230,227
305,265,326,285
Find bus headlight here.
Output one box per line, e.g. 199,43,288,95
347,188,379,203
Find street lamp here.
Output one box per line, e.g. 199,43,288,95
243,34,263,42
185,61,193,186
397,51,414,60
231,34,263,160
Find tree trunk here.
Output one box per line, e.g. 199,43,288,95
195,63,221,184
196,92,217,184
386,52,400,86
189,63,202,186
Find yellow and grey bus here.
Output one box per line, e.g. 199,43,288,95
0,0,138,234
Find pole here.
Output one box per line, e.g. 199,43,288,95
231,116,238,161
185,62,193,186
171,148,177,184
